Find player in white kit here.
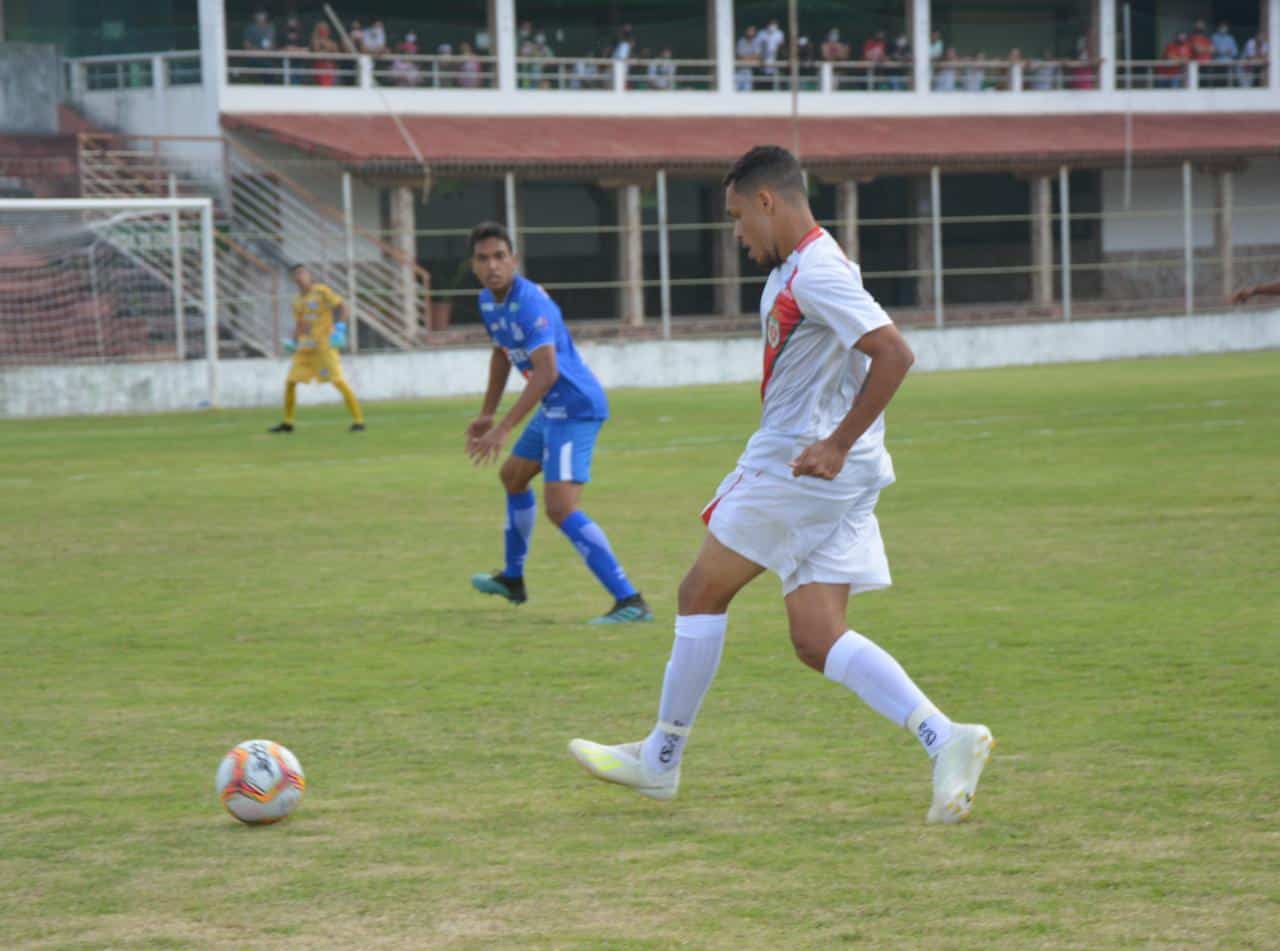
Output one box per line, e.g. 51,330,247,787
568,146,994,823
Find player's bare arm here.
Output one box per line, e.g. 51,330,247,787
466,346,513,448
1231,279,1280,304
468,344,558,465
791,324,915,480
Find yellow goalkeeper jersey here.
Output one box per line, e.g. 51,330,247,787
293,283,343,348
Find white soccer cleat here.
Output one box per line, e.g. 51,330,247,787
927,723,995,824
567,739,680,801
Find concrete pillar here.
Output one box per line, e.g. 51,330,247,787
617,184,645,326
1031,173,1054,306
710,0,735,94
1096,0,1117,91
909,0,930,94
198,0,226,124
1215,170,1234,300
388,185,419,336
1269,0,1280,92
712,186,740,316
836,181,860,263
912,177,934,307
489,0,517,93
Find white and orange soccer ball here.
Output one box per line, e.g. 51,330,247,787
215,739,306,824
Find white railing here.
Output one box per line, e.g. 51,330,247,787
67,51,202,96
1118,58,1270,90
67,49,1279,101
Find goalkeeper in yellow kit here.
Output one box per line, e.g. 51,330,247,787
269,264,365,433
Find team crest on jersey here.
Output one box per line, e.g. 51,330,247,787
766,313,781,349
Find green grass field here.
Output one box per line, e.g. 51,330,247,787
2,352,1278,949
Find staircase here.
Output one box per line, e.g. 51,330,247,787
77,133,430,355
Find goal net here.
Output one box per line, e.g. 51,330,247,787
0,198,219,400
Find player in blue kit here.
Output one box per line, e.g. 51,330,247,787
464,221,653,624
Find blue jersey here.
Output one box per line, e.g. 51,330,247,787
479,275,609,421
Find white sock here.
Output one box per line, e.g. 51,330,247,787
641,614,727,773
823,630,954,757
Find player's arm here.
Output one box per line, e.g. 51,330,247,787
325,289,349,347
466,347,512,446
468,345,558,465
791,324,915,480
1231,279,1280,304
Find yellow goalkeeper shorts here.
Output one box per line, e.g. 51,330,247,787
286,345,346,385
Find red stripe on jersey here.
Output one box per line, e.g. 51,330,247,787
761,277,804,400
700,473,745,525
793,226,825,254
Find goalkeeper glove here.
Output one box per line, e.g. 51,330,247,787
282,338,297,354
329,321,348,350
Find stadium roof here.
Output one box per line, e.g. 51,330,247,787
221,112,1280,177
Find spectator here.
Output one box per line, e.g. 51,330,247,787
436,43,455,88
280,17,307,86
929,30,944,61
735,25,760,90
243,9,276,52
458,41,483,88
531,32,554,88
1067,48,1096,89
648,47,677,90
614,24,634,61
1007,47,1025,89
964,51,988,91
889,33,910,89
347,20,365,55
1240,30,1268,87
1189,20,1214,65
759,17,786,88
862,30,887,63
1211,22,1238,86
363,19,387,56
311,21,339,87
1028,49,1060,90
242,9,276,84
1158,31,1191,88
517,20,536,87
388,32,421,87
821,28,849,63
933,46,959,90
570,43,604,89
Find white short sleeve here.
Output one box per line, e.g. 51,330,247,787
790,259,892,350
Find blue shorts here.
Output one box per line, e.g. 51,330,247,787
511,411,604,484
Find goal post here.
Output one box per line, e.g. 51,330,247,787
0,197,220,408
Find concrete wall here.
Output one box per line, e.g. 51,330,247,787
1101,159,1280,253
0,43,59,133
3,310,1277,417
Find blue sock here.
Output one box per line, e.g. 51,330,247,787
558,510,638,601
504,490,536,579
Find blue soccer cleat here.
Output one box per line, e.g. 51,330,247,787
471,571,527,605
588,593,654,625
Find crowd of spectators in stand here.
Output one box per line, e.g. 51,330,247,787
1155,20,1268,87
234,9,1270,93
237,7,489,88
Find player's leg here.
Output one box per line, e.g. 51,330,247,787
269,380,298,433
332,380,364,430
541,419,651,623
568,533,764,798
471,416,543,604
786,498,992,823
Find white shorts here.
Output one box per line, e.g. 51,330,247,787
701,467,892,597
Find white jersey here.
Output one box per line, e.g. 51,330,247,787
736,227,896,497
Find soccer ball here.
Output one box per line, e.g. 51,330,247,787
216,739,306,824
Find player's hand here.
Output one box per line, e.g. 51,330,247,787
467,425,508,466
282,338,297,354
1230,286,1253,305
329,321,348,349
790,438,848,480
464,414,495,453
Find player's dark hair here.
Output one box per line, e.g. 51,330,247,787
288,262,306,272
468,221,513,255
722,145,807,201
